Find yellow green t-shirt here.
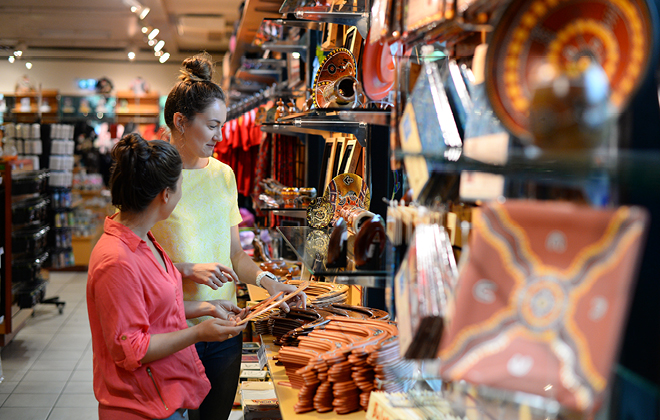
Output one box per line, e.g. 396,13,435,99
151,158,243,325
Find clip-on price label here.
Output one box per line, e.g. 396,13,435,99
257,344,268,370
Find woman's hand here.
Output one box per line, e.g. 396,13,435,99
178,262,239,290
207,300,248,321
262,277,307,313
194,318,246,342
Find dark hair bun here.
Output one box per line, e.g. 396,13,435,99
110,134,182,213
179,53,214,83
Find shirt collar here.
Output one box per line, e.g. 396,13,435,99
103,213,156,253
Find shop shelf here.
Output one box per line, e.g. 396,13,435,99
260,40,309,53
279,0,369,36
262,17,324,31
12,225,50,256
251,193,309,217
11,170,48,196
261,110,390,146
229,0,283,75
394,147,660,182
277,225,389,288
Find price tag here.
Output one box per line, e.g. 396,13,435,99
257,344,268,370
459,171,505,202
463,132,510,165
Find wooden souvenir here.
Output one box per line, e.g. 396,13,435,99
324,137,339,187
343,26,363,62
439,200,649,411
338,137,357,175
313,48,359,109
485,0,654,141
330,136,346,179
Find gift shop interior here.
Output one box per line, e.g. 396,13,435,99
1,0,660,418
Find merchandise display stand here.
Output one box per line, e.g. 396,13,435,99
261,335,365,420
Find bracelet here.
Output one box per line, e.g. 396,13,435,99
256,271,278,288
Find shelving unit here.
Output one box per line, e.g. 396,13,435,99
2,90,60,124
229,0,283,76
114,90,160,124
279,0,369,37
251,193,308,218
0,160,36,346
277,225,389,288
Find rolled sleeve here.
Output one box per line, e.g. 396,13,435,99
116,329,151,371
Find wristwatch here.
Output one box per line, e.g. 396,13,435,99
255,271,278,288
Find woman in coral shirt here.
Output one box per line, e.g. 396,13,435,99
87,134,246,420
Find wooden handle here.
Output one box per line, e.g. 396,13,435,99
237,281,310,326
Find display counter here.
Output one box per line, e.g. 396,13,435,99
261,334,365,420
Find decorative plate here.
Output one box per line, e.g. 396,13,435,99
485,0,654,140
304,229,330,261
306,196,334,228
362,30,396,101
323,173,371,224
313,48,358,108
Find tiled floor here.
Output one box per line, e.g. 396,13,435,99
0,272,244,420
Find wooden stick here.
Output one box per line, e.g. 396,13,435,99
237,281,310,326
247,291,284,314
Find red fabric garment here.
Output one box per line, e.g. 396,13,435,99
249,109,264,147
239,111,252,152
253,134,272,196
87,215,210,420
214,111,262,197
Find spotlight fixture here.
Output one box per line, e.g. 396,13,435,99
159,52,170,63
154,40,165,52
8,56,15,63
128,51,136,60
139,7,150,19
154,50,163,57
141,26,149,34
130,6,138,12
148,28,159,40
25,62,32,69
14,50,23,57
148,39,156,47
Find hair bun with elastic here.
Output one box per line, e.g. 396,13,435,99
179,53,214,83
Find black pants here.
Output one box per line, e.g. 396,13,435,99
189,334,242,420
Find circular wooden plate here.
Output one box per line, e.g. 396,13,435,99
485,0,654,140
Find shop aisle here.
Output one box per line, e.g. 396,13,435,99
0,272,244,420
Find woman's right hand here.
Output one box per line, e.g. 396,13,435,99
180,262,239,290
195,318,246,342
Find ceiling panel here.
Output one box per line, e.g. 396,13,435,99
0,0,247,61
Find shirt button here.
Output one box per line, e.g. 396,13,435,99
121,335,127,340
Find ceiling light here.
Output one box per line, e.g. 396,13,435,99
154,50,163,57
139,7,150,19
8,56,15,63
14,50,22,57
128,51,136,60
154,40,165,52
25,62,32,69
148,28,159,40
159,52,170,63
130,6,138,12
148,39,156,46
141,26,149,34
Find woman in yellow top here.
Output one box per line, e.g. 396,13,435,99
151,54,305,420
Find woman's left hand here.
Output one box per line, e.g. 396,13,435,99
207,300,248,320
264,280,307,313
